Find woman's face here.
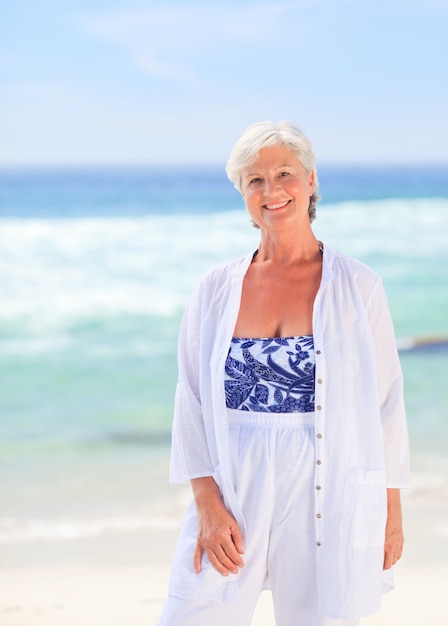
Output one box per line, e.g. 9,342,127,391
241,145,314,232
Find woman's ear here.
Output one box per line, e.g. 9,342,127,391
308,170,315,195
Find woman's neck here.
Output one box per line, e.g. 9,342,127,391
255,227,321,264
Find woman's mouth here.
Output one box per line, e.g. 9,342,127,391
264,200,290,210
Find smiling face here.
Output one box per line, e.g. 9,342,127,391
241,144,315,232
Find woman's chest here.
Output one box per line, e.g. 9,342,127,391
233,264,322,338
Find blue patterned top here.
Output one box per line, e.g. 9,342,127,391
224,336,315,412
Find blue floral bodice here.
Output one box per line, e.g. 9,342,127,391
224,336,315,413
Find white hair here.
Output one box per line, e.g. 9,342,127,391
225,120,320,222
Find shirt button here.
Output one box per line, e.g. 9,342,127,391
316,350,321,355
316,405,322,410
317,433,323,439
317,379,323,384
316,485,321,490
316,513,322,519
316,460,322,465
316,541,321,547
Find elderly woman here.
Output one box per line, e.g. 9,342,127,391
157,121,410,626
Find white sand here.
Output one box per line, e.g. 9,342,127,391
1,492,447,625
1,564,448,626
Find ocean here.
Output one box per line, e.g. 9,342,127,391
0,165,447,545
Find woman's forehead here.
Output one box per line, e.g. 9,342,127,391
244,145,302,174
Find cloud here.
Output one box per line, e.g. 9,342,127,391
79,2,307,84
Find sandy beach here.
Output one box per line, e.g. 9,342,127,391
2,564,448,626
1,483,448,626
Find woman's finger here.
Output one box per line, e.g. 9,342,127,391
220,534,245,569
194,543,205,574
202,534,244,573
205,546,238,576
230,523,245,555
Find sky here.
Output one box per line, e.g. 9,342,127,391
1,0,447,166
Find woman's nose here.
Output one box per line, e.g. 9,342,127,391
264,178,281,195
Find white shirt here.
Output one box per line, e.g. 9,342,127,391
169,243,410,619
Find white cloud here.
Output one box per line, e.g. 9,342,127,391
135,54,199,86
79,2,309,83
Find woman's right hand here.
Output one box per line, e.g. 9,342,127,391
191,477,245,576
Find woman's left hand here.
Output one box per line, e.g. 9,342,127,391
383,488,404,570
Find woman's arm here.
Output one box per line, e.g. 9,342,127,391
170,281,215,483
366,278,410,488
383,488,404,570
191,476,245,576
365,279,409,569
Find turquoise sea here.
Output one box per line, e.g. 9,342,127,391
0,165,447,544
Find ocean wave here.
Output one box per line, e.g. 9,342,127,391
0,198,446,334
314,197,448,260
0,514,181,544
0,211,256,328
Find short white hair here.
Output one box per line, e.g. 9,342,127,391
225,120,320,222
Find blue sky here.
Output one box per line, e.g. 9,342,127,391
1,0,447,165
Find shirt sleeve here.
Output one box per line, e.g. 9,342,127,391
169,280,215,483
367,277,411,488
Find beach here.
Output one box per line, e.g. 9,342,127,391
1,166,447,625
1,475,448,626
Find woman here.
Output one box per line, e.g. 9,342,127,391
157,121,410,626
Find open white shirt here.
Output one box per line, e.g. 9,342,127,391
169,243,410,619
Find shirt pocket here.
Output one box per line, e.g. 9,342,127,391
168,502,239,604
340,467,387,549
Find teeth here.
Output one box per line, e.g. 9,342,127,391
265,201,289,210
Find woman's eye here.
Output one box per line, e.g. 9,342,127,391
250,177,262,184
279,171,289,177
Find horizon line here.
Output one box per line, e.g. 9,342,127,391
0,160,447,171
